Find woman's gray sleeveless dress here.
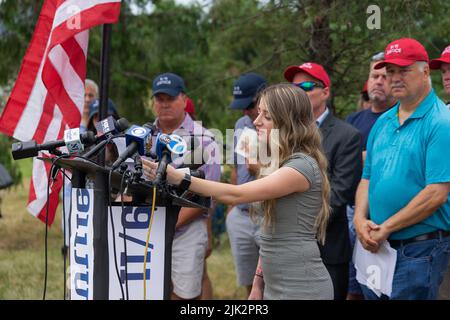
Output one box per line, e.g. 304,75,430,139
258,153,334,299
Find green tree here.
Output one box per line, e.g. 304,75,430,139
1,0,449,134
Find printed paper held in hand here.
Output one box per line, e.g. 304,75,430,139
236,127,258,162
353,239,397,297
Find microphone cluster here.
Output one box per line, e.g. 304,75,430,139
11,117,208,188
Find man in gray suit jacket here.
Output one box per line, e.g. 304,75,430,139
284,62,362,300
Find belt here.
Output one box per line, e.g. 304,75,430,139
388,230,450,247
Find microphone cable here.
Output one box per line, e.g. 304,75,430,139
60,167,72,300
41,152,118,300
62,168,67,300
42,153,70,300
108,168,125,300
43,162,52,300
143,185,157,300
119,167,130,299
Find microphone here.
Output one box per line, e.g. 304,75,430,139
190,169,205,179
154,133,187,186
95,116,130,140
83,117,130,159
64,128,94,154
132,153,143,183
11,129,96,160
111,124,154,170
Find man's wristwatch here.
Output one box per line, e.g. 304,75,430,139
178,173,192,192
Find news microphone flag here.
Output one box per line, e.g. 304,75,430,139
0,0,121,225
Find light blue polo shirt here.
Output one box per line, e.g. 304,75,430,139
362,89,450,240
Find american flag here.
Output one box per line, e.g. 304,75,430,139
0,0,121,225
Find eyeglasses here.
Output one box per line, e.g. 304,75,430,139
293,81,324,92
371,51,385,61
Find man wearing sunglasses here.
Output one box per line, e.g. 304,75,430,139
284,62,362,300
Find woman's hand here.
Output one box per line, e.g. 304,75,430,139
142,158,184,186
248,276,264,300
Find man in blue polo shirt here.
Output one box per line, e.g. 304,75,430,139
354,38,450,300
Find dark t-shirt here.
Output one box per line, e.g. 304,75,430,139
346,107,392,150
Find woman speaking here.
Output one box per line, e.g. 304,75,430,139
143,83,333,299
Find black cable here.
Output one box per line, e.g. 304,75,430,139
43,163,52,300
67,168,73,300
42,154,68,300
120,168,130,299
62,169,67,300
40,151,114,300
108,169,125,300
60,170,72,181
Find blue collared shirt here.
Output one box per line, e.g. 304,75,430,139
362,89,450,239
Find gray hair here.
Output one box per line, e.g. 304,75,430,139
85,79,99,96
416,61,432,87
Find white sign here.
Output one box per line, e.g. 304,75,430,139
108,206,166,300
70,188,94,300
69,188,166,300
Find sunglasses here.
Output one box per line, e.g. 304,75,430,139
371,51,385,61
294,81,324,92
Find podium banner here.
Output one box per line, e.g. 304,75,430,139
70,188,95,300
69,188,166,300
108,206,166,300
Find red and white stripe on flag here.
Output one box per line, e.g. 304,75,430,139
0,0,121,225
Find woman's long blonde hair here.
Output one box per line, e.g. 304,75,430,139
253,83,331,244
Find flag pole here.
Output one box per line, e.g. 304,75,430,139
93,23,112,300
98,24,112,161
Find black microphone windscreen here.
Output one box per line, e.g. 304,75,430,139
116,118,130,132
82,131,96,145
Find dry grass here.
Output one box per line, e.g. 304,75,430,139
0,158,246,300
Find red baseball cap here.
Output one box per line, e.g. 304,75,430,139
360,81,368,94
429,45,450,70
374,38,429,70
185,97,196,116
283,62,331,88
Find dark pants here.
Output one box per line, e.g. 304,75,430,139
438,263,450,300
324,262,349,300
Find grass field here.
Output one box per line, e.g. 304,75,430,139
0,158,247,300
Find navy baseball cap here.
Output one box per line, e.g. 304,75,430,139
88,98,118,122
230,72,267,109
152,72,186,97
